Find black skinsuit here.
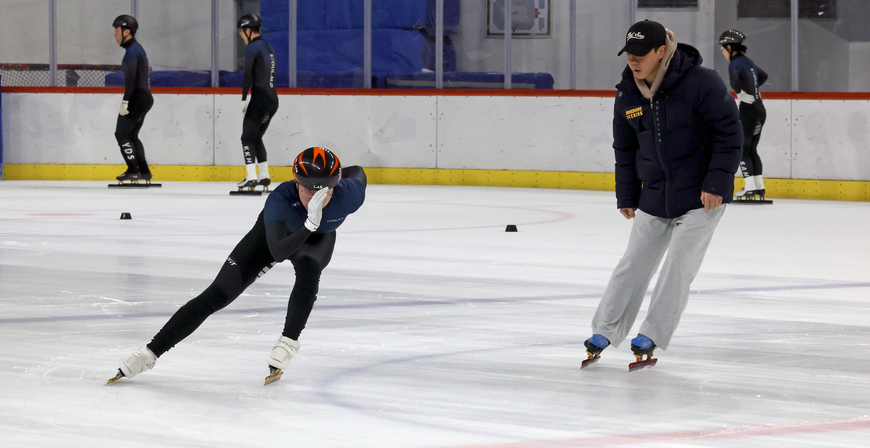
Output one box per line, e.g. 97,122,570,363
115,38,153,176
241,36,279,166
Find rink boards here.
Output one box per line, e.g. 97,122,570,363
1,90,869,199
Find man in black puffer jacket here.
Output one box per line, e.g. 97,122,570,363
582,20,743,368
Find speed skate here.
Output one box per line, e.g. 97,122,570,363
109,174,161,188
733,195,772,204
628,353,658,372
628,334,657,372
230,178,271,196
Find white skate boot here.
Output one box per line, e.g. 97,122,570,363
108,346,157,384
735,175,756,198
265,336,299,385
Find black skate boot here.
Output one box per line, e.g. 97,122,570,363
257,177,271,190
116,170,140,182
581,334,610,369
629,334,657,371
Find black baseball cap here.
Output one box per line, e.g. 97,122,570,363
618,20,666,56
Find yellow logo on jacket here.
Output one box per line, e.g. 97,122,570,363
625,106,643,119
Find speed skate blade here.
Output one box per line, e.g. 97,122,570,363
581,354,601,369
106,369,125,385
230,189,263,196
108,182,161,188
264,367,283,385
628,357,657,372
732,198,772,205
109,183,148,188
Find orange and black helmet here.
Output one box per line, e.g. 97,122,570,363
293,147,341,190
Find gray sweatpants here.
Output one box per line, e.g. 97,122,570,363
591,206,725,350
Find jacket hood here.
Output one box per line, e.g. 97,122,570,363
616,40,703,98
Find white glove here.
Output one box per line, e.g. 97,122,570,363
241,99,249,114
119,101,129,116
304,188,330,232
736,90,755,104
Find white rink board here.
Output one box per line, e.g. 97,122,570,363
0,93,214,165
213,94,437,168
436,96,615,171
791,99,870,180
2,92,869,181
754,99,792,179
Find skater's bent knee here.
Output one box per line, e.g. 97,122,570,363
292,256,323,275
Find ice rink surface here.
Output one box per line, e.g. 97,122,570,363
1,180,869,448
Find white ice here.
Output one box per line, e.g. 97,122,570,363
1,180,869,448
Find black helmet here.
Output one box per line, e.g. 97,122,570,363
718,29,745,45
237,13,262,31
294,147,342,190
112,15,138,34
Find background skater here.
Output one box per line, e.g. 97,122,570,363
109,147,366,385
582,20,742,371
720,29,769,200
112,14,153,183
236,13,278,191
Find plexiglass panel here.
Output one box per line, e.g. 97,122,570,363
0,0,50,87
136,0,216,87
2,1,869,92
798,0,870,92
574,0,634,90
713,0,792,93
264,0,367,88
56,0,128,87
502,0,563,90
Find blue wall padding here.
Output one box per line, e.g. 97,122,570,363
261,0,458,32
424,0,461,34
384,72,555,90
106,71,212,88
263,28,425,75
334,0,427,30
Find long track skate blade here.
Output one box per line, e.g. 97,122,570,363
264,367,283,385
106,369,125,385
581,354,601,369
628,358,657,372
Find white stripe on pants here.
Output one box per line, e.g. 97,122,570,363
591,206,725,350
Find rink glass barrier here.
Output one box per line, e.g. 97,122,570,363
2,1,869,91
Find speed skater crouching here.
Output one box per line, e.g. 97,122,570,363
108,147,366,385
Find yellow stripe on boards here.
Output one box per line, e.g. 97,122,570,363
2,164,869,201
